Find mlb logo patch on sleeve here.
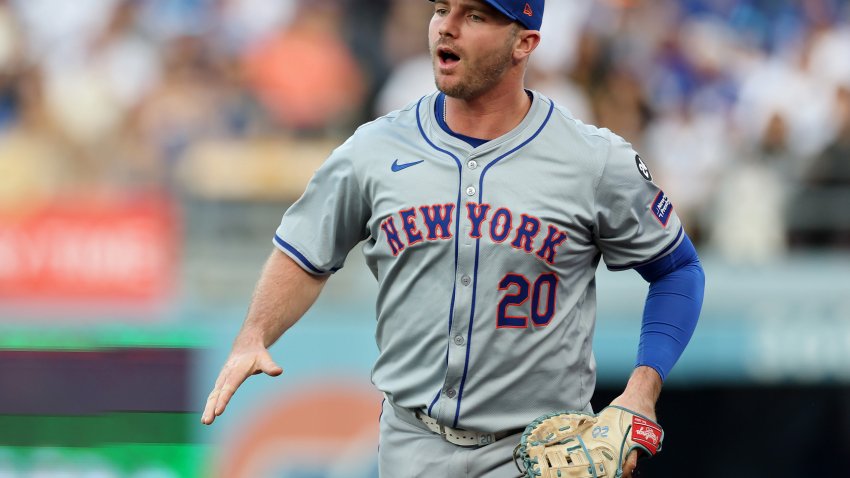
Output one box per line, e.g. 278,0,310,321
635,155,652,181
651,191,673,227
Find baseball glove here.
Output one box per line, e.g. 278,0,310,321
513,406,663,478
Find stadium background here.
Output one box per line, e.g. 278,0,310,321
1,0,849,476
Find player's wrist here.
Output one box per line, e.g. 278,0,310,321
610,366,662,420
608,396,657,422
232,327,270,351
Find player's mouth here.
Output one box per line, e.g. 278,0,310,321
436,46,461,70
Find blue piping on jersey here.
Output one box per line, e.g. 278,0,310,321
452,98,555,428
435,92,489,148
274,235,340,274
415,96,464,417
607,226,684,271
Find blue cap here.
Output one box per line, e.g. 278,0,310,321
430,0,544,31
483,0,544,31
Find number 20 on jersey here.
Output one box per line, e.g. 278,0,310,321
497,272,558,328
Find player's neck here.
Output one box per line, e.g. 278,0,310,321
444,85,531,140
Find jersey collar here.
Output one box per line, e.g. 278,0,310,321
423,89,551,157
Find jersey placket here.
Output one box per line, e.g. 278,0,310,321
431,98,555,427
434,149,485,428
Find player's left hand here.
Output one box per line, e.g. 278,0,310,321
620,447,639,478
513,405,662,478
609,394,657,477
609,366,662,477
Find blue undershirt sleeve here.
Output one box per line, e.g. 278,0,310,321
633,233,705,381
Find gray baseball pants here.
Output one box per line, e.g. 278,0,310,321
378,400,525,478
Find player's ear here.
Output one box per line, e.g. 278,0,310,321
513,29,541,63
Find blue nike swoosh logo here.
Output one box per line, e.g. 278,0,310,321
391,159,424,172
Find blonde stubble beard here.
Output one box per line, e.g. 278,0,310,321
430,26,520,100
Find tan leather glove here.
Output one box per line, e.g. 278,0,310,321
513,406,663,478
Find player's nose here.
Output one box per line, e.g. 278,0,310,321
436,11,461,38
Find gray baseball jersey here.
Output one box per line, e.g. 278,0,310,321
274,90,683,433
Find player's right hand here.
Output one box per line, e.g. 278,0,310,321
201,347,283,425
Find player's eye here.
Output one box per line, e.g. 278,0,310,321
469,13,484,22
435,6,448,16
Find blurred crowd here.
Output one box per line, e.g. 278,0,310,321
1,0,849,262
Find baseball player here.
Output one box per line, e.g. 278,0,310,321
202,1,705,477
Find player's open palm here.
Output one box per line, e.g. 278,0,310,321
201,347,283,425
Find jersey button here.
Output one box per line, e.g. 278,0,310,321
467,160,478,170
445,388,456,398
453,335,465,346
465,186,476,196
460,275,471,286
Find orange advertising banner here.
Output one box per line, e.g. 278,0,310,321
0,197,178,304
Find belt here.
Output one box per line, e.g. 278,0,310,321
415,410,522,447
387,399,521,447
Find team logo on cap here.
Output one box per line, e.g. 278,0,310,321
635,154,652,181
523,3,533,16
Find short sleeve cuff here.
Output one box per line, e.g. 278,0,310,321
273,235,340,276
